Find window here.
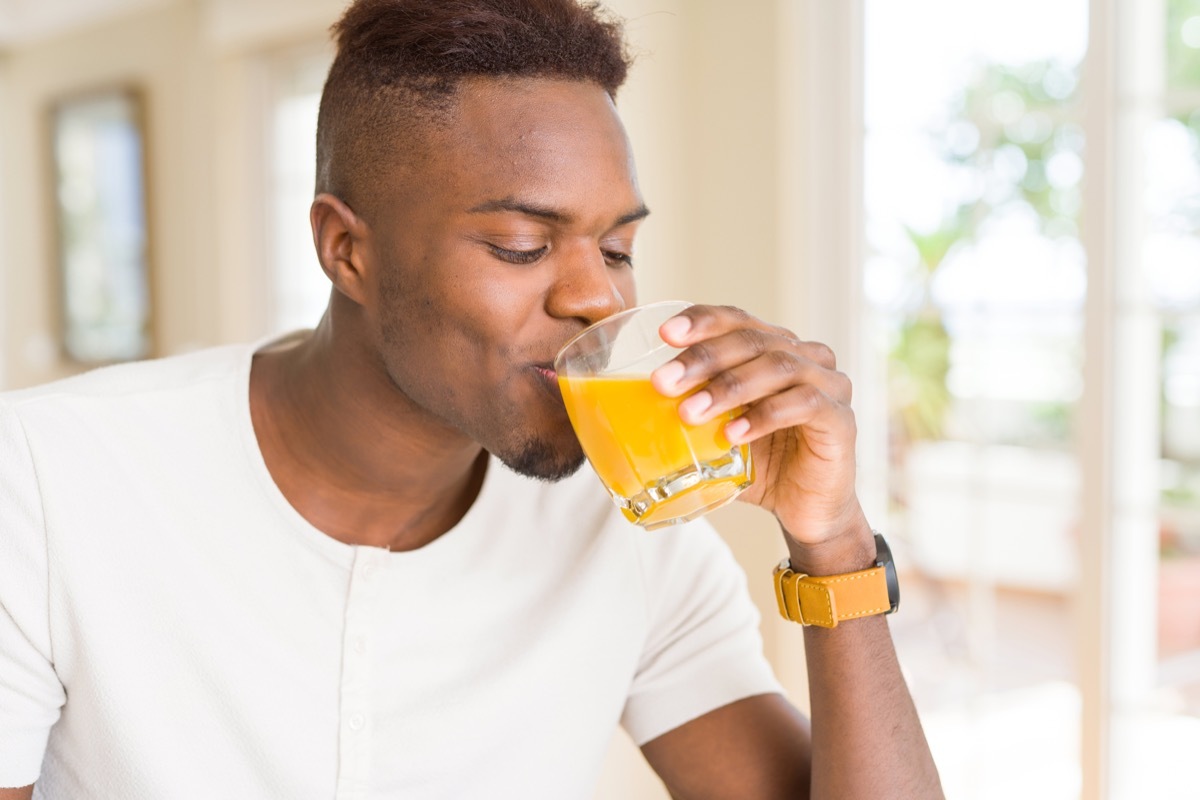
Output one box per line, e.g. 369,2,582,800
864,1,1087,794
860,0,1200,795
1146,0,1200,778
1156,1,1200,670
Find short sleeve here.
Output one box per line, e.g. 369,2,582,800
0,399,66,787
621,518,783,746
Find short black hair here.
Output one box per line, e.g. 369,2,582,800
315,0,632,213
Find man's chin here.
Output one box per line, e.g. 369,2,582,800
498,437,588,483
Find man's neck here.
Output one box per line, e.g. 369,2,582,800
248,320,487,552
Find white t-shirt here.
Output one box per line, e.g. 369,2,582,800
0,335,781,799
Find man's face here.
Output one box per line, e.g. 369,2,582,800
361,78,644,480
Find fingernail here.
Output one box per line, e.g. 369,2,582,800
679,390,712,420
653,360,685,391
725,417,750,443
660,315,692,343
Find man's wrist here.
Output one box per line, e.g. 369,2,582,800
781,516,877,576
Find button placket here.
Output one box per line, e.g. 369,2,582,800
335,548,385,800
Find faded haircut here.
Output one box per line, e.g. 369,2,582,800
315,0,631,214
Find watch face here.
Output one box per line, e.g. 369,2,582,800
874,533,901,614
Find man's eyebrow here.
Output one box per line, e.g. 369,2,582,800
467,197,651,227
468,198,570,222
615,205,652,226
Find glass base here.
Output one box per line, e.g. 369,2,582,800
614,447,753,530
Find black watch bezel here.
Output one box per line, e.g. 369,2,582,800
873,532,901,615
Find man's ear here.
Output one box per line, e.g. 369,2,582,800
310,193,371,307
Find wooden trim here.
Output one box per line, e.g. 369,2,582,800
1081,1,1169,797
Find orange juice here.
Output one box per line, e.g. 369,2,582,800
558,374,751,526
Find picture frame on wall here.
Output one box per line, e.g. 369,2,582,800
49,87,153,364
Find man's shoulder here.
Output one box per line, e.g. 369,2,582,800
0,342,262,519
0,342,250,414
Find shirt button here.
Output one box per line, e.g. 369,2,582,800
348,714,365,731
354,637,367,654
361,564,376,580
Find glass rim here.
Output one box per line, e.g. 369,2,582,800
553,299,692,369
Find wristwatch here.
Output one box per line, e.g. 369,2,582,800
773,532,900,628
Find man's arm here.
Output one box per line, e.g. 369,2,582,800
0,401,66,796
801,615,939,798
641,595,940,799
642,694,811,798
640,306,943,798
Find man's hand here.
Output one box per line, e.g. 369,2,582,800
651,304,873,574
646,303,943,799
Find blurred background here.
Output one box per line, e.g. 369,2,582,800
0,0,1197,797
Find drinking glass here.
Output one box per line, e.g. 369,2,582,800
554,300,754,529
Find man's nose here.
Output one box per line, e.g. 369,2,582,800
545,246,627,326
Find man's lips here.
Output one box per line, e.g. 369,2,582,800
531,363,565,403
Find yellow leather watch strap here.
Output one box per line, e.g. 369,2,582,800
773,563,892,628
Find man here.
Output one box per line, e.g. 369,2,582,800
0,0,943,797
